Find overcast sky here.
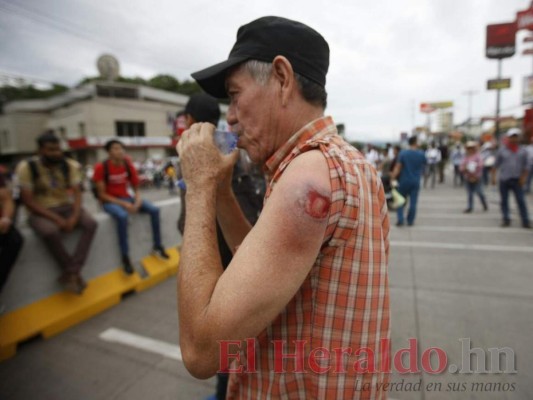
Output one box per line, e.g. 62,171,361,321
1,0,532,142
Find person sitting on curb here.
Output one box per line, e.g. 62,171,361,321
16,131,97,294
93,139,169,274
0,170,24,312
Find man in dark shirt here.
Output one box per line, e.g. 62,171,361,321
391,136,426,226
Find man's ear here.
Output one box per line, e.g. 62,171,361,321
271,56,295,107
185,114,196,128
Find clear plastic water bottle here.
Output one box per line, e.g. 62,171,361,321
213,130,238,154
177,130,238,191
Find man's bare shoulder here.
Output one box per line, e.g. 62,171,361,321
266,149,331,228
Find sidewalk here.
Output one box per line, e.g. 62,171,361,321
0,179,531,399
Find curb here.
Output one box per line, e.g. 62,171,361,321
0,247,180,362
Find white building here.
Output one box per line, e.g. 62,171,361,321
0,81,227,166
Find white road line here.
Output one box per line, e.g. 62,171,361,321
99,327,182,361
413,213,499,219
406,226,528,234
391,241,533,253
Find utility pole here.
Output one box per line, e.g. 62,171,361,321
462,90,478,137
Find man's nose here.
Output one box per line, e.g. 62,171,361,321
226,104,237,126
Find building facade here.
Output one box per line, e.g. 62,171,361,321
0,81,227,167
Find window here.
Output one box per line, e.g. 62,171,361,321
0,130,10,149
79,122,86,137
115,121,145,137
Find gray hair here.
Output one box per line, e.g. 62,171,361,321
242,60,328,109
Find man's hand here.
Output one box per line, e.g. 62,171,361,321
0,217,12,234
54,216,69,231
63,215,79,232
123,202,137,214
133,197,142,212
176,123,238,193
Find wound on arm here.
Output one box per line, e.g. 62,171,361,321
298,188,331,220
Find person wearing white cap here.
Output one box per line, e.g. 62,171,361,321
491,128,530,228
460,141,487,213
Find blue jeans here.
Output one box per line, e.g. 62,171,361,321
397,181,420,225
499,179,530,226
103,197,162,257
465,180,487,211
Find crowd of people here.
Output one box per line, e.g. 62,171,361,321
1,15,533,399
365,129,533,229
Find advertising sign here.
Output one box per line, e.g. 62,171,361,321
523,75,533,105
486,23,517,59
517,3,533,31
487,78,511,90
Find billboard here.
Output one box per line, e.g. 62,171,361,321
523,75,533,105
487,78,511,90
486,23,517,59
420,101,453,113
517,4,533,31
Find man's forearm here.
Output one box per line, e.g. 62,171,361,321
216,189,252,253
25,200,61,223
178,184,224,354
71,189,82,220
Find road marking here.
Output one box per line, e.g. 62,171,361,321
99,328,182,361
413,213,499,219
405,226,529,234
391,241,533,253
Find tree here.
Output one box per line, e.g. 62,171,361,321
0,83,69,113
148,74,180,92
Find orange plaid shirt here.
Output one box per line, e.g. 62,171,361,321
227,116,390,399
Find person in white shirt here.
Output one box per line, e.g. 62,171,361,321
365,144,380,169
424,142,442,189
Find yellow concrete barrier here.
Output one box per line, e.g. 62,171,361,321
0,247,179,362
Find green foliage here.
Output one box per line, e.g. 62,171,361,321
0,83,68,102
1,73,204,105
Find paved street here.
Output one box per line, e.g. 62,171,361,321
1,176,532,400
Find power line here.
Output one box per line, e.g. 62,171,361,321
0,70,66,86
0,0,115,51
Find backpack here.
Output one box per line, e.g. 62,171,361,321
91,159,132,199
28,158,71,190
12,158,71,223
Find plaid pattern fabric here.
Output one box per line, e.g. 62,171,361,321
227,116,390,399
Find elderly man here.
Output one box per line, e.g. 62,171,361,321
177,17,390,399
492,128,530,228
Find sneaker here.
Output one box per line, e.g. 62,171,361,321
501,220,511,228
523,223,532,229
463,209,472,214
77,274,88,290
122,255,135,275
152,246,170,260
396,222,404,227
58,273,84,295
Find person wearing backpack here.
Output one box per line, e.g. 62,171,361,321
93,139,169,275
15,131,97,294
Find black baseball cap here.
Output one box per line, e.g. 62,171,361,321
184,93,221,125
191,16,330,98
